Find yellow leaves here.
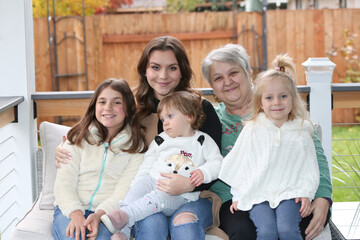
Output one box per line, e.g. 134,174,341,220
32,0,109,18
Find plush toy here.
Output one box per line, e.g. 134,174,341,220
158,153,195,178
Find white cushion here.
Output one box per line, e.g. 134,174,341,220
11,122,69,240
38,121,70,210
313,223,331,240
11,194,54,240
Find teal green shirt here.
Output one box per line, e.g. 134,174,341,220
210,102,332,203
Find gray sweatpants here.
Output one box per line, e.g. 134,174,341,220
121,174,189,228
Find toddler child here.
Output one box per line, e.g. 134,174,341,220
102,91,223,240
219,54,320,240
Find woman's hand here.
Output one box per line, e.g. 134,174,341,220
304,197,330,240
157,173,195,195
67,210,87,240
55,136,71,168
295,197,311,218
83,210,106,239
230,201,239,214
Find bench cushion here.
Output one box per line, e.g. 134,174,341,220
11,194,54,240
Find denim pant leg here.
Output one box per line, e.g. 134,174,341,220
169,197,213,240
249,202,278,240
131,212,169,240
53,206,73,240
53,207,112,240
132,197,212,240
276,199,302,240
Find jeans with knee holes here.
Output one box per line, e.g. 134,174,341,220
131,197,212,240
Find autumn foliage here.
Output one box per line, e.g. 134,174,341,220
32,0,133,18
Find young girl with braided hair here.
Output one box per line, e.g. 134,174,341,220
219,54,320,240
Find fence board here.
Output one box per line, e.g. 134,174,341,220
103,31,234,43
33,18,52,91
285,11,296,65
85,16,103,90
236,12,263,75
313,10,325,57
33,9,360,123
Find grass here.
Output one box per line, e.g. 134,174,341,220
332,125,360,202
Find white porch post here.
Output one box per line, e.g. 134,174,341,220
0,0,36,239
302,58,336,176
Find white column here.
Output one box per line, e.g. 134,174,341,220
302,58,336,176
0,0,36,239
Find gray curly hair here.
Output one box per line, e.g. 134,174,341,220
201,44,252,85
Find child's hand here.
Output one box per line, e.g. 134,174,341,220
189,169,204,187
296,197,311,218
230,201,239,214
67,210,87,240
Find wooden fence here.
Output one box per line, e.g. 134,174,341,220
33,9,360,123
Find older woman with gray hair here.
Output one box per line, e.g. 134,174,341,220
201,44,332,240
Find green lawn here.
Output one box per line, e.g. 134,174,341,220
332,125,360,202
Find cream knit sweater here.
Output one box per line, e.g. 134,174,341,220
219,113,319,211
54,125,144,217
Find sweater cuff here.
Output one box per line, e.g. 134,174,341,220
323,197,333,206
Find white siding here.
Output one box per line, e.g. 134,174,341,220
0,0,37,239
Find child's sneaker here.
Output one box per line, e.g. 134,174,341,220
101,210,129,233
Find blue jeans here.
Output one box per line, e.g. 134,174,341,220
249,199,302,240
132,197,212,240
53,206,112,240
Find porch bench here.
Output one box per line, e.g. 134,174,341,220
10,122,223,240
11,121,70,240
11,121,339,240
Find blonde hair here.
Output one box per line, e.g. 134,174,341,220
251,54,309,123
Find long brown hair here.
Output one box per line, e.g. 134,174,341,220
67,78,147,153
157,91,205,130
135,36,196,122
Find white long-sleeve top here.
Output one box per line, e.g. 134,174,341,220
219,113,319,210
134,130,223,201
54,125,144,217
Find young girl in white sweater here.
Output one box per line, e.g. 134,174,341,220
219,54,320,240
101,91,223,240
53,78,147,240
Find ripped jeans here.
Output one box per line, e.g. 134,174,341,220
131,197,213,240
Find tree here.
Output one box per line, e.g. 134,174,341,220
32,0,110,18
166,0,205,13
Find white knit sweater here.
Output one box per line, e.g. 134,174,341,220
134,130,223,201
219,113,320,210
54,125,144,217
